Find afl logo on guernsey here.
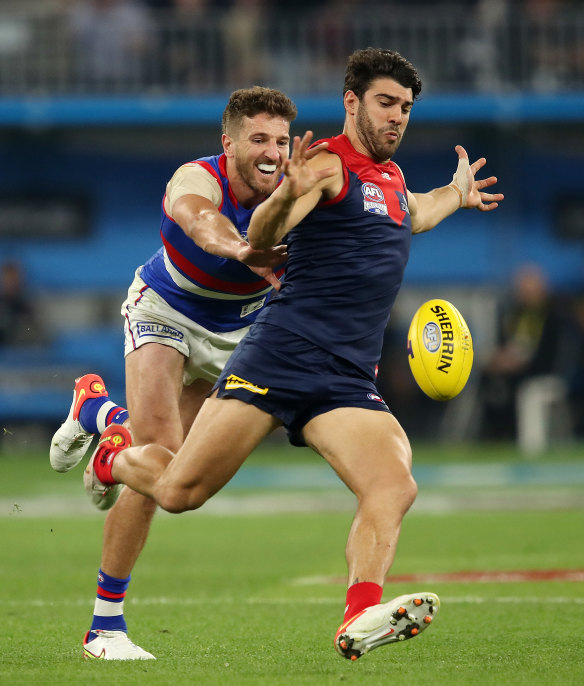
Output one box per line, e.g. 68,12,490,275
361,182,388,216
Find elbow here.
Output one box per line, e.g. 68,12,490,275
411,220,432,235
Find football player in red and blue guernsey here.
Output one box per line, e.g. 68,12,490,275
85,48,503,661
49,87,324,660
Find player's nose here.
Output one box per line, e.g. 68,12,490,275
263,140,280,161
387,103,404,123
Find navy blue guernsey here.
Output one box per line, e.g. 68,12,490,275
255,134,412,380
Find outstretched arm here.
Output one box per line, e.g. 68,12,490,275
172,194,288,289
408,145,504,234
247,131,338,249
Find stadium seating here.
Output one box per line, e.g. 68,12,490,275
1,5,583,446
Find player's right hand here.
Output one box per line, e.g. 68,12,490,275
281,131,336,201
237,242,287,289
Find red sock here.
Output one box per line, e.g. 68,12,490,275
93,449,118,485
343,581,383,622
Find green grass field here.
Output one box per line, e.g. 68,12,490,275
2,442,584,685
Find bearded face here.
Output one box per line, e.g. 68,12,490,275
233,141,281,196
355,100,404,163
225,113,291,200
350,78,413,163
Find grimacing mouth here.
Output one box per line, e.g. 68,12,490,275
257,162,278,176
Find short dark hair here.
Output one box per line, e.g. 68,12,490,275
343,47,422,100
222,86,298,136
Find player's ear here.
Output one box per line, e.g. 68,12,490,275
222,133,234,158
344,90,359,116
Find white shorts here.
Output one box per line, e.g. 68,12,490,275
121,269,250,386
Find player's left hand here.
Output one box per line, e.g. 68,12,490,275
451,145,504,212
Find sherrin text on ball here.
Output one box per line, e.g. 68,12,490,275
407,299,473,401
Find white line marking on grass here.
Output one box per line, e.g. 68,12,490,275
3,488,584,518
292,568,584,585
3,596,584,609
432,596,584,605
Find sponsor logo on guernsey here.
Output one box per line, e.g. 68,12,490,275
136,322,184,342
381,172,391,180
361,182,388,215
397,190,410,214
367,392,384,403
224,374,269,395
240,297,266,318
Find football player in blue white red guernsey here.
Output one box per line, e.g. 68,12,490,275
85,48,504,661
49,87,316,660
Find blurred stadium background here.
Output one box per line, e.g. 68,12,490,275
1,0,584,456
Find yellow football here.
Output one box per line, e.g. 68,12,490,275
407,299,473,401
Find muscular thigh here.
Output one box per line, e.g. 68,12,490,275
179,377,213,437
302,407,413,496
161,395,281,502
122,271,248,448
125,343,189,449
126,343,217,451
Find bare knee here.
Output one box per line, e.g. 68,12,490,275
155,481,212,514
392,434,417,509
396,471,418,513
364,433,417,512
363,462,418,515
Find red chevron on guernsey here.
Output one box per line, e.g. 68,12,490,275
139,152,284,332
162,235,282,295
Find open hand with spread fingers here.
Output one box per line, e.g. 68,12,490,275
450,145,504,212
280,131,336,201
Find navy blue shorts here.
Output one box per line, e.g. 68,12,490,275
214,322,391,446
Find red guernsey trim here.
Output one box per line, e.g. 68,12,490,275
163,236,277,295
97,587,126,600
194,159,226,211
320,162,350,206
217,155,239,208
